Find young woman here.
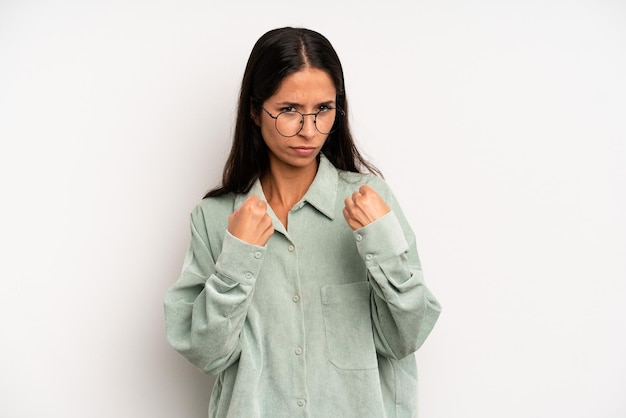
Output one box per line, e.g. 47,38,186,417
164,27,441,418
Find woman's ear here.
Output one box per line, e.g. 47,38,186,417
251,113,260,126
250,101,261,127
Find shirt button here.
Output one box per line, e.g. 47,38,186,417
365,254,373,261
288,244,295,252
292,295,300,303
295,347,303,355
297,399,306,407
254,251,262,259
356,234,363,242
245,272,253,279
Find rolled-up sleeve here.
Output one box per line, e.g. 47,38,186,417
164,207,266,375
354,188,441,360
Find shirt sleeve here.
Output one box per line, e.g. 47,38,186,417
164,205,265,375
353,184,442,360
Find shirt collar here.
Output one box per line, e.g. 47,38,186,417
300,153,338,220
234,154,338,221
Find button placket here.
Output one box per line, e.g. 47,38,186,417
282,235,307,410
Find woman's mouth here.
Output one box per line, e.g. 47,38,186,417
291,146,317,157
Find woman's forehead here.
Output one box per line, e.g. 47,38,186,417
270,67,336,104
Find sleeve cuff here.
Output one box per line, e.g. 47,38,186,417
215,231,266,283
353,211,409,265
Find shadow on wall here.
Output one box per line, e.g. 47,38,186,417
165,356,217,415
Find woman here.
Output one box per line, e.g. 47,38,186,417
165,27,441,418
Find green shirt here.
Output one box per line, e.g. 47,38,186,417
164,155,441,417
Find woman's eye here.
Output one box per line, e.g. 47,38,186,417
318,105,331,112
281,106,297,113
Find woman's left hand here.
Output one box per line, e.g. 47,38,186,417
343,184,391,230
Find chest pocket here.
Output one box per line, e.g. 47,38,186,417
321,281,378,370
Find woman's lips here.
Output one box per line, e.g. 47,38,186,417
291,146,316,156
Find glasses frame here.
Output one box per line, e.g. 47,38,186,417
261,106,345,138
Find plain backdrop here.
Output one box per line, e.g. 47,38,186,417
1,0,625,417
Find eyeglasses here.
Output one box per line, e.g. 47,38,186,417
261,106,344,137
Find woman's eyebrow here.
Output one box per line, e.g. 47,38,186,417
274,99,336,108
274,101,300,107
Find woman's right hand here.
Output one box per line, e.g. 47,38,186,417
228,196,274,246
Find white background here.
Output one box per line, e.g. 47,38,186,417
1,0,625,417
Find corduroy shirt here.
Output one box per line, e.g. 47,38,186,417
164,155,441,417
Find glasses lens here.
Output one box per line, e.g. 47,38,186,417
314,108,337,134
275,112,302,137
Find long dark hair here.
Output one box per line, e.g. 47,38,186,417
205,27,380,198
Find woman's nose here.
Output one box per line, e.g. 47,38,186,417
298,113,317,138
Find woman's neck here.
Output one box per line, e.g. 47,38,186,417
260,158,319,228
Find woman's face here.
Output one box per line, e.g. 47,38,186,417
256,67,337,172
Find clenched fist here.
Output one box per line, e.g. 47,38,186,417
228,195,274,246
343,184,391,230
